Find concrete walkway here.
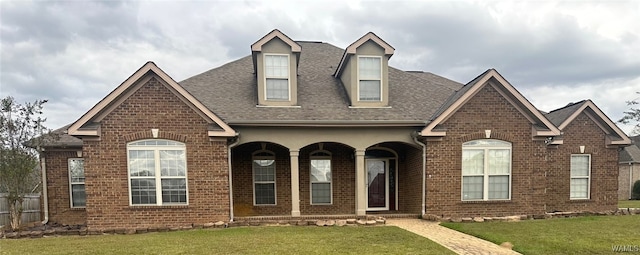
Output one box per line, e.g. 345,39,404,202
386,219,521,255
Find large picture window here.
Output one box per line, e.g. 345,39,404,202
310,150,332,205
253,150,276,205
358,56,382,101
265,54,290,100
68,158,86,208
570,154,591,199
462,139,511,201
127,140,187,206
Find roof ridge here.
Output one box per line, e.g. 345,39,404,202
296,40,324,43
463,68,493,87
547,100,587,113
399,69,462,92
179,55,252,83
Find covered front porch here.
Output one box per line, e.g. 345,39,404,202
229,126,425,219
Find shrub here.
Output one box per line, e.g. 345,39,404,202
632,180,640,200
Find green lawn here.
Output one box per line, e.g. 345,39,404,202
0,226,454,255
442,215,640,254
619,200,640,208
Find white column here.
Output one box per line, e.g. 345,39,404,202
290,150,301,217
355,149,366,216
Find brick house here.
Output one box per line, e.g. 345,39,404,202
619,136,640,200
40,30,630,231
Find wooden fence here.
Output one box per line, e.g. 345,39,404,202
0,193,41,227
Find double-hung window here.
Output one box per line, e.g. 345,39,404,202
127,139,187,206
570,155,591,199
265,54,290,100
358,56,382,101
68,158,86,208
253,150,276,205
461,139,511,201
310,150,332,204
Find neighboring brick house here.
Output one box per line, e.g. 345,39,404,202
40,29,630,231
619,136,640,200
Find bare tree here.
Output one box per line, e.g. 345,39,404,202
619,93,640,135
0,96,50,231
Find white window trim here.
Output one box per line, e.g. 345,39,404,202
310,150,332,205
127,140,189,206
264,53,291,101
570,154,591,200
68,158,85,208
357,55,383,102
252,150,277,206
461,140,512,201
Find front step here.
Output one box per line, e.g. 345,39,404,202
234,213,419,222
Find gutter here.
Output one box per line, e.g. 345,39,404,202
412,132,427,216
227,120,427,127
227,134,241,222
40,153,49,225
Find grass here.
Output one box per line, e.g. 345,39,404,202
619,200,640,208
0,226,454,255
441,215,640,254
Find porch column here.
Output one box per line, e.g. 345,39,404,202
290,150,301,217
355,149,366,216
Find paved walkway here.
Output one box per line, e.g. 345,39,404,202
386,219,521,255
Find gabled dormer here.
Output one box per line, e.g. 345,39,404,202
334,32,395,108
251,29,301,107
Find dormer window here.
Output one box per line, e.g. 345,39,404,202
335,32,394,108
358,56,382,101
265,54,290,100
251,29,301,107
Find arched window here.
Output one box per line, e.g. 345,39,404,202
253,150,276,205
310,150,332,205
127,139,187,205
462,139,511,201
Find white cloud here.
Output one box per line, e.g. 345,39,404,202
1,0,640,135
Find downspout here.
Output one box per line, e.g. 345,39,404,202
630,162,634,200
412,132,427,216
40,153,49,225
227,134,241,222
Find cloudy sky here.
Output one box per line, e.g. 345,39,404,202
2,0,639,134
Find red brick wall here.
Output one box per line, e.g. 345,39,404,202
44,150,87,225
299,143,355,215
83,76,230,231
231,143,291,216
546,113,619,212
397,145,423,214
425,83,546,218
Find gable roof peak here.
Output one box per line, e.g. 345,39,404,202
549,100,588,114
68,61,236,137
420,68,561,137
344,31,394,55
251,29,301,52
547,99,630,146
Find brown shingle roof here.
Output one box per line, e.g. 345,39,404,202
179,42,462,125
406,71,463,91
426,69,491,122
545,100,587,127
620,144,640,163
620,135,640,163
42,124,83,148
